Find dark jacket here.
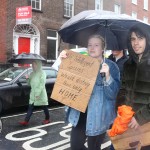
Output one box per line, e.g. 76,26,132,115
108,52,128,79
122,46,150,125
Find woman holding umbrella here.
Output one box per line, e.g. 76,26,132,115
60,34,120,150
19,60,50,125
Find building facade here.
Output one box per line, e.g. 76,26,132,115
0,0,150,63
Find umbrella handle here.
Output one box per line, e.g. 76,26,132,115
100,72,105,78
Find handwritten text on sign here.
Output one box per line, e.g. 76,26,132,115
51,50,100,112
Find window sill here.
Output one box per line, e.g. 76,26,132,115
143,8,148,11
131,2,137,5
63,15,71,19
32,9,43,13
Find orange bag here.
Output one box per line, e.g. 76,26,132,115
108,105,135,137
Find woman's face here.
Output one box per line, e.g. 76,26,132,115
87,37,104,59
130,32,146,56
32,62,38,71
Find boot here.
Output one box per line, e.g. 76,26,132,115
42,120,50,124
19,121,29,126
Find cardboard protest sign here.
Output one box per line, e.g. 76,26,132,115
51,48,88,71
51,50,100,112
108,122,150,150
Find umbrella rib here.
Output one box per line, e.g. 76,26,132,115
107,20,136,30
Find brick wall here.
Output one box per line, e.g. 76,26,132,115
0,0,95,62
3,0,150,63
122,0,150,23
0,0,7,62
6,0,28,61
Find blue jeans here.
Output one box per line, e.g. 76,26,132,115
25,104,50,122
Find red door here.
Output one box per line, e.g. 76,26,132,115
18,37,30,54
18,37,30,66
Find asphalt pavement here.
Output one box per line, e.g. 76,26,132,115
0,106,111,150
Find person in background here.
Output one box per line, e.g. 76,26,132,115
109,49,129,113
108,49,128,79
121,23,150,150
19,60,50,125
60,34,120,150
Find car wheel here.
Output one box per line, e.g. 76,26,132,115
0,100,3,114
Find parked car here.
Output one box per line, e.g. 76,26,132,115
0,66,58,114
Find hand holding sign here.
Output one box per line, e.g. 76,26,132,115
60,50,68,59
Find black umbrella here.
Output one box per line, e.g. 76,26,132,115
59,10,149,50
8,53,46,64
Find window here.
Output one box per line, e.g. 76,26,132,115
64,0,74,17
144,0,148,10
132,11,137,19
0,67,26,81
132,0,137,5
13,24,40,55
31,0,41,10
95,0,103,10
114,4,121,14
47,30,58,61
44,69,58,78
143,16,148,23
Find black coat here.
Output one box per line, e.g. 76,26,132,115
122,49,150,125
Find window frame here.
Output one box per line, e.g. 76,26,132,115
31,0,41,11
114,4,121,14
143,16,148,23
47,29,58,62
144,0,148,10
95,0,103,10
132,11,137,19
132,0,137,5
64,0,74,18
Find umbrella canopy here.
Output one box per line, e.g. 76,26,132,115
8,53,46,64
59,10,149,50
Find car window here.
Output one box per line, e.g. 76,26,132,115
0,67,26,81
44,69,57,78
18,68,57,81
18,69,32,81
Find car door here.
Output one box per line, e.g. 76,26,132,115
0,80,23,109
0,67,29,110
12,69,32,107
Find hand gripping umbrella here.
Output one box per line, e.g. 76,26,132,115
58,10,149,50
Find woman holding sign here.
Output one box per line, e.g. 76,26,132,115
60,35,120,150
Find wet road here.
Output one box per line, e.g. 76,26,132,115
0,106,111,150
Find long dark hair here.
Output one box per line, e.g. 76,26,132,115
127,23,150,60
